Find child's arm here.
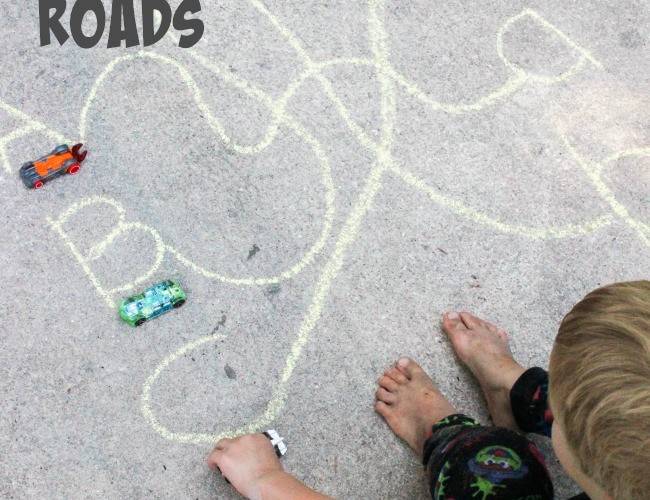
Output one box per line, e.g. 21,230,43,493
207,434,332,500
247,469,332,500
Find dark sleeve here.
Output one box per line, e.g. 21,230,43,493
510,367,554,437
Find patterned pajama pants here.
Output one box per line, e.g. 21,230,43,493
422,367,587,500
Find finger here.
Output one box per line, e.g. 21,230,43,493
206,448,223,470
214,437,233,451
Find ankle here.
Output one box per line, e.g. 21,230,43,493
501,360,526,391
481,354,525,391
417,405,458,455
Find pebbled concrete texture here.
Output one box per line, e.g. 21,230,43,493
0,1,648,498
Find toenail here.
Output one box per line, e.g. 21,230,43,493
446,311,459,320
397,357,410,367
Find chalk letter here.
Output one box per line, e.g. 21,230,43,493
142,0,172,47
70,0,106,49
107,0,140,48
39,0,69,46
173,0,204,49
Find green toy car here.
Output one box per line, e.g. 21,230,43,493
119,279,186,326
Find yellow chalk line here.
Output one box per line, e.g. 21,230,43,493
2,0,617,441
54,195,128,225
601,147,650,172
103,222,167,294
81,52,238,153
140,334,229,444
242,3,395,419
145,164,389,445
71,49,335,294
391,7,600,117
248,0,313,64
167,12,382,155
0,100,69,173
47,215,117,309
5,8,599,179
79,54,136,142
497,9,602,84
167,29,377,155
0,0,629,448
369,0,396,152
387,67,529,114
233,5,592,151
388,163,613,238
386,7,594,113
47,197,129,307
163,7,597,153
139,4,618,443
140,0,400,442
0,99,68,143
559,131,649,246
0,125,41,173
524,10,602,67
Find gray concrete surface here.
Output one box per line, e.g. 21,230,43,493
1,1,648,498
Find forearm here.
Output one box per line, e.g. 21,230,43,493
251,471,332,500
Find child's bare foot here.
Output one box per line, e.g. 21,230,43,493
375,357,457,458
442,311,525,430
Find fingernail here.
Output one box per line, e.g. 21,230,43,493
446,311,459,320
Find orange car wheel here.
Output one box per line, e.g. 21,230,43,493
67,163,80,175
33,180,44,189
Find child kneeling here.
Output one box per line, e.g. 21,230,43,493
208,281,649,499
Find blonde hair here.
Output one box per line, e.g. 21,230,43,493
549,280,650,499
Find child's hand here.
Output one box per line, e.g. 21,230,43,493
207,434,284,498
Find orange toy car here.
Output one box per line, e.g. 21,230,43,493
19,143,88,189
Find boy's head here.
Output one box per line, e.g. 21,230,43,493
549,281,650,499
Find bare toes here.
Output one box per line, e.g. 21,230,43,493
442,311,468,337
484,320,509,342
395,357,427,381
375,400,391,418
485,321,499,334
375,387,396,404
378,376,398,392
460,311,479,329
384,367,408,385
